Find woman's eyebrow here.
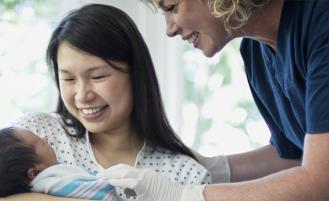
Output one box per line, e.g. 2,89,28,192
158,0,165,9
58,65,110,73
85,65,111,73
58,69,70,73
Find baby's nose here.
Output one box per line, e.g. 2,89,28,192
41,137,49,143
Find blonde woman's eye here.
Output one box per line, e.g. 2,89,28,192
164,4,176,12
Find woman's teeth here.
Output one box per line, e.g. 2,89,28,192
188,32,199,44
80,107,105,115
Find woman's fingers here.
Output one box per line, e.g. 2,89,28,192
108,178,138,188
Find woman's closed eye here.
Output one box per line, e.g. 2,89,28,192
60,77,75,82
91,74,110,80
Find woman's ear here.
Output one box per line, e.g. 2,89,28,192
27,166,41,180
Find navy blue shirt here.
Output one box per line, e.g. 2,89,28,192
240,0,329,158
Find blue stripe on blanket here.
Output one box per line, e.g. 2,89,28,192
52,179,95,197
90,184,114,200
75,180,99,198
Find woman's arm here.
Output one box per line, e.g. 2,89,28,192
228,144,301,182
81,134,327,201
0,193,91,201
193,152,230,183
194,144,301,183
203,133,329,201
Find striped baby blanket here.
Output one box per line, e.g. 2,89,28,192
31,164,121,201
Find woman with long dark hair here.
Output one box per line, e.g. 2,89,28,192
10,4,211,201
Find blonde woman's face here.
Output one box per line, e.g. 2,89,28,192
156,0,231,57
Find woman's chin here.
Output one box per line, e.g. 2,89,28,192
202,48,217,57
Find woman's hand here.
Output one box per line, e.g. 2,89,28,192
100,164,205,201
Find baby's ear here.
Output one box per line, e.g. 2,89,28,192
27,166,41,180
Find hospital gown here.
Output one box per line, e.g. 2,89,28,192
12,113,212,201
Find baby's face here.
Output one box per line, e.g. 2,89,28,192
14,128,57,170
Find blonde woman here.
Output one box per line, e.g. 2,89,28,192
104,0,329,201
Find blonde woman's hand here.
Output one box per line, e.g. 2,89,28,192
99,164,205,201
193,152,231,183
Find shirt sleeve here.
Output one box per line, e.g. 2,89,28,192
10,112,58,139
243,63,302,159
305,7,329,133
178,155,212,185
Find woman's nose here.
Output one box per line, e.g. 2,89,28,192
165,14,180,37
74,82,96,103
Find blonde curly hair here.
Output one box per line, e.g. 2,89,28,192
209,0,271,33
142,0,270,33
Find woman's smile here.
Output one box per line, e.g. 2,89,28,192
79,105,108,121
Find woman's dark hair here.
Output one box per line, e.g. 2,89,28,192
46,4,196,159
0,127,37,196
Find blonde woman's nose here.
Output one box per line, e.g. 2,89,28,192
165,14,179,37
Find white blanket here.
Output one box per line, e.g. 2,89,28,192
31,164,121,201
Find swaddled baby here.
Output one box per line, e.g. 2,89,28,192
0,127,119,201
